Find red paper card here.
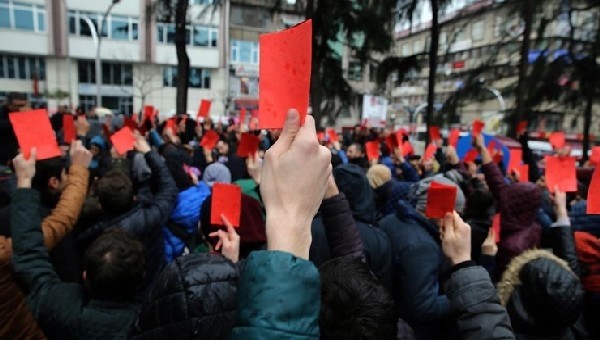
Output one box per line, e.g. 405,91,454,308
508,149,523,174
198,100,211,118
124,117,138,132
317,132,325,142
517,164,529,182
166,118,177,133
384,136,394,152
448,129,460,147
211,183,242,227
587,166,600,214
63,114,76,143
239,107,247,124
472,120,485,136
143,105,155,121
590,147,600,165
237,133,260,158
492,213,501,243
423,143,438,161
516,120,528,134
110,127,136,156
545,156,576,192
258,20,312,129
365,141,380,161
549,132,566,150
327,128,338,143
425,181,457,218
487,140,496,155
402,141,414,157
463,149,478,164
9,109,61,160
200,130,220,150
429,126,441,142
395,130,406,146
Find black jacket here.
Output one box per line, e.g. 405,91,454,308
131,253,240,339
76,151,178,296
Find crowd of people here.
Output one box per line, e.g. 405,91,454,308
0,90,599,340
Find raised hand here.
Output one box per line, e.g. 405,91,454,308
70,140,93,168
13,149,37,188
440,211,472,265
209,214,241,263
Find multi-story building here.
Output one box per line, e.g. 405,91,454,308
390,0,600,136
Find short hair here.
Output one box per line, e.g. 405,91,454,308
31,157,66,203
84,229,145,300
350,142,364,154
7,92,27,102
320,257,398,340
97,170,134,214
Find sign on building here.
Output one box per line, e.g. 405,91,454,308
362,95,388,128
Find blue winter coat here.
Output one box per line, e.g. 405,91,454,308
162,182,211,263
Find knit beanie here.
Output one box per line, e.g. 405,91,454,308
409,175,465,214
202,163,231,187
366,164,392,189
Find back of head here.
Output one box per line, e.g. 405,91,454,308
320,257,399,340
97,170,134,215
133,253,239,339
202,163,231,187
409,175,466,214
464,189,494,220
84,229,145,300
498,249,584,336
31,156,66,205
333,164,376,223
503,182,541,226
367,164,392,189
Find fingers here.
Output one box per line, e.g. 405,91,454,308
269,109,301,156
29,148,37,161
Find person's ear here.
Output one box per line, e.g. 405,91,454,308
48,177,61,191
82,270,87,283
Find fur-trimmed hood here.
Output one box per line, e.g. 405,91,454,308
497,249,584,337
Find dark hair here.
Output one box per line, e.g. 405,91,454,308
320,257,398,340
84,229,145,300
464,189,495,220
7,92,27,102
350,142,364,154
31,156,66,205
97,170,134,214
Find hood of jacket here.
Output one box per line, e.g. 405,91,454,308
497,249,584,336
132,253,240,339
394,199,440,242
170,182,211,231
333,164,377,224
501,182,541,231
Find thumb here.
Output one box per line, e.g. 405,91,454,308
270,109,300,155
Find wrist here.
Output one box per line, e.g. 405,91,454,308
266,212,312,260
450,255,471,266
17,178,32,188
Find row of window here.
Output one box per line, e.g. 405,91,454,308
163,66,211,89
0,54,45,80
230,40,259,64
0,0,45,32
157,23,218,47
68,10,139,41
78,61,133,86
347,62,378,83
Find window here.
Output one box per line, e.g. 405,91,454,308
471,21,485,41
157,23,218,47
402,44,411,56
494,16,504,37
68,11,138,41
78,60,132,85
347,61,363,81
368,63,378,83
0,54,45,80
231,40,259,64
413,40,423,53
0,1,46,32
163,66,211,89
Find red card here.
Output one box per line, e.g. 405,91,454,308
493,153,503,164
166,118,177,133
402,141,414,157
429,126,441,142
590,146,600,165
9,109,61,160
463,149,478,164
198,100,211,118
327,128,338,143
239,107,247,124
423,143,438,161
425,181,457,218
508,149,523,174
251,109,259,119
317,132,325,142
492,213,501,243
237,133,260,157
517,164,529,182
472,120,485,136
258,20,312,129
210,183,242,227
143,105,155,121
487,140,496,155
384,136,394,152
110,127,136,156
448,129,460,147
545,156,576,192
549,132,566,150
516,120,528,134
587,165,600,214
395,130,406,146
200,130,220,150
63,114,76,143
365,141,380,161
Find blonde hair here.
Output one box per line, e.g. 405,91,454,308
366,165,392,189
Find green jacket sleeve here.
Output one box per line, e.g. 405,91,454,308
232,251,320,340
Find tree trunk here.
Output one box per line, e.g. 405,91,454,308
582,88,593,165
306,0,324,127
426,0,440,143
512,0,533,137
175,0,190,115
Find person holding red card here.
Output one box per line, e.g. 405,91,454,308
379,175,465,338
473,133,542,279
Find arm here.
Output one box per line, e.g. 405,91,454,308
399,162,420,182
231,251,320,339
320,193,365,262
518,132,540,183
546,189,581,276
474,134,509,201
444,266,515,340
